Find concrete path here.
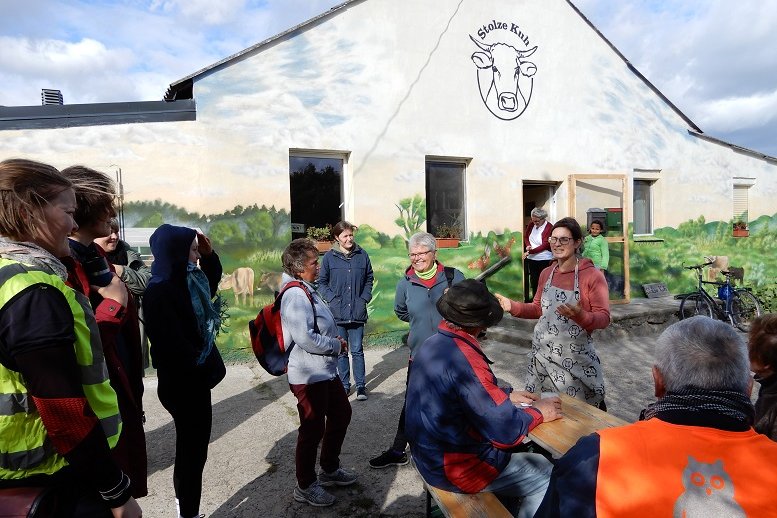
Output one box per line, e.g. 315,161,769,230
140,319,666,517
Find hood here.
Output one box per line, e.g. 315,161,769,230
149,224,196,283
577,257,596,271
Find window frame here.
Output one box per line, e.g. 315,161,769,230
424,156,470,240
632,178,655,236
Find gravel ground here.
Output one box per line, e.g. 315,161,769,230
140,329,665,517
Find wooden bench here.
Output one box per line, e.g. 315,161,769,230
528,393,628,458
412,461,511,518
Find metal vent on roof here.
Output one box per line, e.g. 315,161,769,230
41,89,63,105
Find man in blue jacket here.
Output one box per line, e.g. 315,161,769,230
406,280,562,517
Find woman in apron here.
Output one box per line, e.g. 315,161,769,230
496,217,611,409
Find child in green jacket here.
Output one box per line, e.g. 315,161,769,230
583,220,609,271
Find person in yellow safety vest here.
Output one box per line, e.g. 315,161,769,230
0,159,142,517
535,316,777,517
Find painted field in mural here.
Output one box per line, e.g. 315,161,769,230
127,195,777,362
124,199,525,362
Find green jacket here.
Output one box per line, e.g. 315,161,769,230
582,234,609,270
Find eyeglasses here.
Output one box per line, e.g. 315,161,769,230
548,236,573,245
408,250,434,259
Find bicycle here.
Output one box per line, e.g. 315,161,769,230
679,262,762,331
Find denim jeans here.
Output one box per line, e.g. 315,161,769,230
336,323,365,390
483,452,552,518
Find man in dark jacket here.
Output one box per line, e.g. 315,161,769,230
406,280,561,517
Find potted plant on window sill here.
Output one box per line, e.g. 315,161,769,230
307,225,334,252
732,221,749,238
434,222,462,249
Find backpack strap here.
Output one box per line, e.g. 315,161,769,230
444,266,456,289
275,281,319,333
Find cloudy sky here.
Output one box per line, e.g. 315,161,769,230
1,0,775,156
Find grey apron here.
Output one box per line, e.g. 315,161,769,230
524,260,605,407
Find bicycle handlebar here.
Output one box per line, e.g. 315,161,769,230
683,261,714,270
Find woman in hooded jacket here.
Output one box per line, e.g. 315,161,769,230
143,224,226,518
496,217,611,410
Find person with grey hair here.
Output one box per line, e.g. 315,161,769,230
279,238,356,507
535,316,777,517
368,231,464,468
523,208,553,301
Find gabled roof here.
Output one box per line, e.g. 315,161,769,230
163,0,776,163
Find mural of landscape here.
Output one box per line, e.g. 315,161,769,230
124,198,777,362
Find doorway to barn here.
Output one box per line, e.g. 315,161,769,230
289,150,347,240
522,182,558,301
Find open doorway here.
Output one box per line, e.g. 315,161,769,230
522,182,558,301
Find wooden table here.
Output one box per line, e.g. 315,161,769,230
528,394,628,458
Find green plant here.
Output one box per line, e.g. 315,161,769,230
394,195,426,240
434,222,462,239
306,225,332,241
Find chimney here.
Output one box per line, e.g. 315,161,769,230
41,89,63,105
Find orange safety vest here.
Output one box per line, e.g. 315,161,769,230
596,418,777,517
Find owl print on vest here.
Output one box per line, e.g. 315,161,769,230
673,456,745,518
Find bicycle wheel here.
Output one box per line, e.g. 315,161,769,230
679,293,714,320
731,290,762,332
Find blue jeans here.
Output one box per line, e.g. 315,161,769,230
336,323,365,391
483,452,552,518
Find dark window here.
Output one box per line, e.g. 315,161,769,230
289,155,343,240
426,161,466,239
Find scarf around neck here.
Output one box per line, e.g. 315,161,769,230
186,262,226,365
641,387,755,426
0,236,68,281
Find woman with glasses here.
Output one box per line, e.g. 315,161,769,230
496,218,610,409
368,232,464,468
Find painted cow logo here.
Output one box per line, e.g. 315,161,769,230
470,35,538,120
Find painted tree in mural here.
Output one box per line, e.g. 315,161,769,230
395,194,426,240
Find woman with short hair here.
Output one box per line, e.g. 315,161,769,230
523,208,553,301
369,231,465,468
281,238,356,507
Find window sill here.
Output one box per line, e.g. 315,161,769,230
632,236,664,243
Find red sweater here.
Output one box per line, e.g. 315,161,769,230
509,258,610,334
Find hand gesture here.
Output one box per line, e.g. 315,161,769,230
197,232,213,256
532,396,562,423
510,390,539,406
95,274,129,308
494,293,512,312
556,302,582,319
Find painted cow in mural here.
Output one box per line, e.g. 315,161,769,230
470,35,538,119
219,267,255,306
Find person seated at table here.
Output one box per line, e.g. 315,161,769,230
405,279,562,518
536,316,777,517
749,313,777,441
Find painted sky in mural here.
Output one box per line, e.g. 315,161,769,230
1,0,774,155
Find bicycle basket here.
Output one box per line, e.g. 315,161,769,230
718,285,733,300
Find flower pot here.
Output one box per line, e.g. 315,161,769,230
315,240,333,253
435,238,460,249
732,229,749,238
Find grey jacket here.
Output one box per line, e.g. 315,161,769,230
280,273,342,385
394,263,465,357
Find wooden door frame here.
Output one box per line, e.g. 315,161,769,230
568,174,630,304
